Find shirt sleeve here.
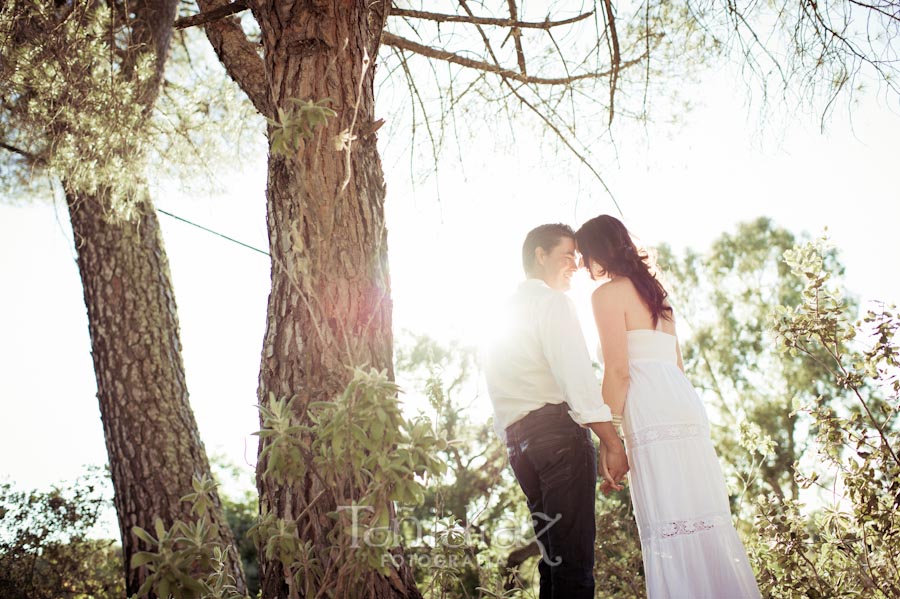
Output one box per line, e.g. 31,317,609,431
538,292,612,425
493,417,508,443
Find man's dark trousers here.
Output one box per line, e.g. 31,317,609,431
506,402,598,599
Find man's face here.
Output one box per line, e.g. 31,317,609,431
537,236,578,291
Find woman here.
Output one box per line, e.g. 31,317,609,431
575,215,760,599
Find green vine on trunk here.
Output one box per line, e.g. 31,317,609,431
266,98,337,158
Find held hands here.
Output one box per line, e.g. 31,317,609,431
598,437,628,494
587,420,629,493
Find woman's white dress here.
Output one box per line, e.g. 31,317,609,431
613,329,761,598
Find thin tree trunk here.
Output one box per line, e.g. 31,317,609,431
249,1,420,596
66,189,246,596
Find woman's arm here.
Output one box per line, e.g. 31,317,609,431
675,336,685,373
592,283,630,417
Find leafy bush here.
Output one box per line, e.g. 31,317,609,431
748,237,900,598
0,470,124,599
132,366,447,599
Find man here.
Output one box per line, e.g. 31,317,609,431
484,223,628,599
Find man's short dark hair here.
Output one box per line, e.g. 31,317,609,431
522,223,575,275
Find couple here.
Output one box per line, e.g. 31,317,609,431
484,216,761,599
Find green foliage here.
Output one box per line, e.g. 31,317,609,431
133,367,447,598
593,495,645,599
0,0,152,207
251,366,447,597
396,333,524,597
131,475,245,599
657,218,847,517
147,29,264,198
266,98,337,158
215,476,260,596
0,1,259,208
747,237,900,598
0,471,124,599
0,465,258,599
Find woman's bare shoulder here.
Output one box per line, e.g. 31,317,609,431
591,278,633,304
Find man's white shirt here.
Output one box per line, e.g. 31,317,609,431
484,278,612,442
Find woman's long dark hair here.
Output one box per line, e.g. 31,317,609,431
575,215,673,327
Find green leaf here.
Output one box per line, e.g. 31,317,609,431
132,526,157,546
130,551,156,568
154,517,166,540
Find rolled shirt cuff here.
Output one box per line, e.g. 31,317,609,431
567,404,613,426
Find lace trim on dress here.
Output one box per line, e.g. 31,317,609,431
625,422,708,449
650,512,730,540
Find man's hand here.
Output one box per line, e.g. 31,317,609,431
598,437,628,494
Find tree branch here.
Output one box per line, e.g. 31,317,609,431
389,7,594,30
501,541,540,590
847,0,900,26
505,0,527,75
193,0,269,117
175,0,248,30
450,0,622,211
0,141,39,163
176,4,595,32
504,80,622,214
601,0,620,125
381,32,638,85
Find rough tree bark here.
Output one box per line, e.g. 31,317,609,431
1,0,248,591
58,0,247,593
253,2,418,596
195,0,420,596
66,190,246,595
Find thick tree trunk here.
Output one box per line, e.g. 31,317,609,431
250,1,420,597
66,190,246,596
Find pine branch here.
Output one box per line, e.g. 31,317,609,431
391,7,594,30
192,0,269,117
381,32,638,85
0,141,38,162
174,0,248,30
602,0,620,125
505,0,527,75
390,7,594,29
175,4,594,31
451,0,622,212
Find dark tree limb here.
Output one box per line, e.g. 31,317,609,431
601,0,620,125
448,0,623,212
175,3,594,31
847,0,900,23
0,141,37,161
501,541,541,590
390,7,594,29
174,0,248,29
381,32,637,85
193,0,269,116
505,0,527,75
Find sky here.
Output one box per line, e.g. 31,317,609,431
1,42,899,538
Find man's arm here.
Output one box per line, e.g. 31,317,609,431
539,293,628,485
539,293,612,420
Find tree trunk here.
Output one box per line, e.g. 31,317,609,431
66,189,247,596
250,1,419,596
